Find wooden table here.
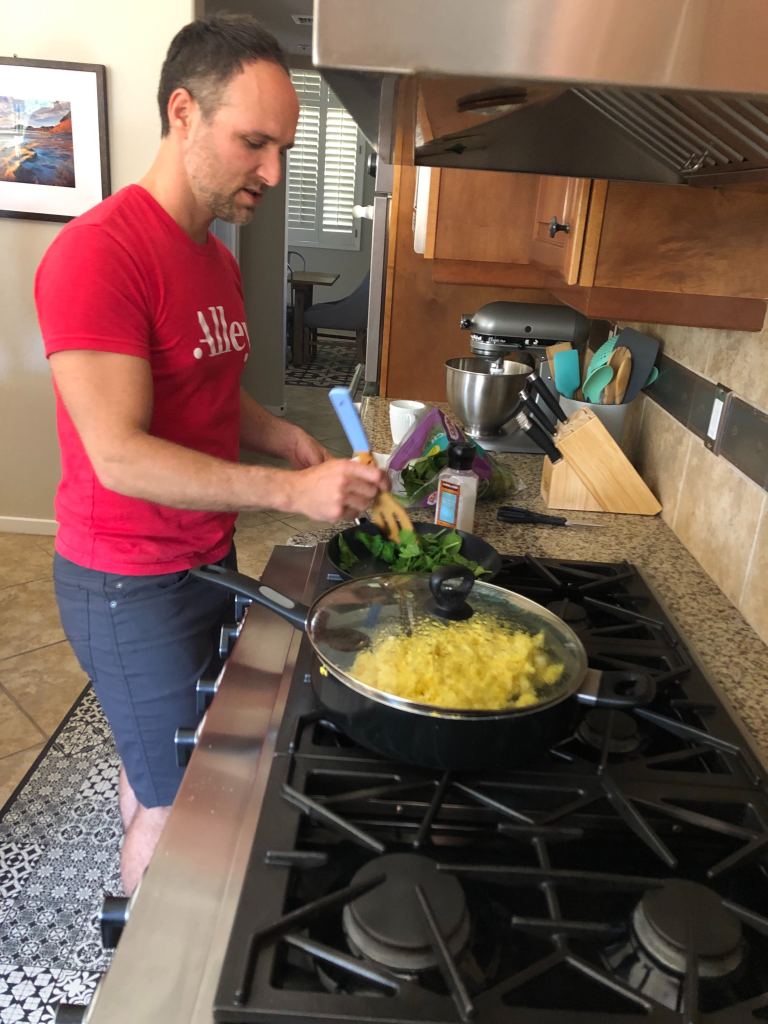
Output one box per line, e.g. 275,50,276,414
288,270,340,367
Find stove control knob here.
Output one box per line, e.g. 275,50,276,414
195,674,219,714
218,623,240,659
100,894,131,949
174,726,198,767
234,593,252,621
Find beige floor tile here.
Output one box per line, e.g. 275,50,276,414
323,443,350,458
235,518,299,547
0,744,45,808
314,431,352,451
0,533,54,589
0,578,65,661
235,510,282,529
276,512,336,532
31,535,57,555
235,542,282,579
0,690,45,757
0,641,88,737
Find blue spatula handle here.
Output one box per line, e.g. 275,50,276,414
328,387,370,454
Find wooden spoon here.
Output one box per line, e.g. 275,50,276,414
329,386,414,543
613,347,633,404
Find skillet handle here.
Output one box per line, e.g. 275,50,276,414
190,565,308,630
575,670,656,708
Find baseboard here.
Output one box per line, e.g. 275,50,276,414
0,516,58,535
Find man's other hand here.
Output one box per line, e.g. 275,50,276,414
286,426,332,469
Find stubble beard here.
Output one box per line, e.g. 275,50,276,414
185,139,256,226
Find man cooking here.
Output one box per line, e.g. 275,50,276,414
34,13,387,896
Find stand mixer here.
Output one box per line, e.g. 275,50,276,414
446,302,590,453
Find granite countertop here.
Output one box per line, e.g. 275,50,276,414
291,397,768,758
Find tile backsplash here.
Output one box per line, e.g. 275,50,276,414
624,319,768,645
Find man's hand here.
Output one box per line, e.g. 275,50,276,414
287,458,388,522
285,425,332,469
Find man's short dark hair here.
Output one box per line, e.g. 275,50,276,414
157,13,289,136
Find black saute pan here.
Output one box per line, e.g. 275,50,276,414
326,519,503,582
191,563,655,771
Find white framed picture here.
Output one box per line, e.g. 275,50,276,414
0,56,110,221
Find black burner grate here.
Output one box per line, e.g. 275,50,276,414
213,555,768,1023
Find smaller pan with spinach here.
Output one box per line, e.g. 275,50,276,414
328,521,502,581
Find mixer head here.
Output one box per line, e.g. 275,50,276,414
460,301,589,359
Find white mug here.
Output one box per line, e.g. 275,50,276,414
389,400,427,445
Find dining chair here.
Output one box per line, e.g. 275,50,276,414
285,250,308,360
303,271,370,363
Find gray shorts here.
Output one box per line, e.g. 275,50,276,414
53,549,236,808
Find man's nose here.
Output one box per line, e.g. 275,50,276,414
259,148,283,188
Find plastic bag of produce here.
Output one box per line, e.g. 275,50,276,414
386,407,519,508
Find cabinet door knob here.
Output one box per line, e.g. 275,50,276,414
548,216,570,238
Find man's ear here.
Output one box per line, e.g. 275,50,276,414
166,87,196,135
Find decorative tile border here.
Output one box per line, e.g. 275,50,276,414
646,354,768,492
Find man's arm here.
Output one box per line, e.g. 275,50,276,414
239,387,331,468
49,350,385,520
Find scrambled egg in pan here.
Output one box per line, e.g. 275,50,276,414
350,615,564,711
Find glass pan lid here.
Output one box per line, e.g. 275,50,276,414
307,573,586,714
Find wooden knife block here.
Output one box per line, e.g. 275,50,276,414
541,409,662,516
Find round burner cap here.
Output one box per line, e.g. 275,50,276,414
634,880,743,977
344,853,468,971
577,709,641,754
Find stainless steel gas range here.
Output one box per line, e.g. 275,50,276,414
73,543,768,1024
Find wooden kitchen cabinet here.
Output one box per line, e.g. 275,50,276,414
421,170,768,330
529,176,591,285
422,166,540,265
409,74,768,329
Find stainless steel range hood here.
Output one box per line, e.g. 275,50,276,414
313,0,768,186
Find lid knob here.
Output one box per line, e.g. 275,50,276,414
428,566,475,620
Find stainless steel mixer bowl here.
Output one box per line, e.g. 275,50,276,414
445,357,531,437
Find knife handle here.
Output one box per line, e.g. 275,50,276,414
515,411,563,463
497,505,567,526
526,373,568,423
521,396,556,436
328,387,370,454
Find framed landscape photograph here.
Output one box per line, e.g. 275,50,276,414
0,57,110,222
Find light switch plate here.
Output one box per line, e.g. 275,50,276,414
704,383,732,453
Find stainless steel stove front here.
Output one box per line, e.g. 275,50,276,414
83,544,321,1024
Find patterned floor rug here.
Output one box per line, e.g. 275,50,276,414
285,340,358,389
0,688,118,1022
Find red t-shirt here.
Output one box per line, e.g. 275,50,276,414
35,185,250,574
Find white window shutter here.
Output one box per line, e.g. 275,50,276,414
287,71,364,251
322,107,360,237
287,104,320,241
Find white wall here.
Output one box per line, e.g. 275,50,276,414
0,0,194,531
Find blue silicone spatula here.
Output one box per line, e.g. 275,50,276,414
553,348,581,399
328,387,413,542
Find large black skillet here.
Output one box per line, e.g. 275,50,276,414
325,520,503,581
191,564,655,771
